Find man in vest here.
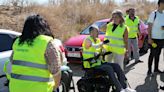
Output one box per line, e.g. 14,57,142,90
9,14,61,92
82,24,136,92
125,8,143,63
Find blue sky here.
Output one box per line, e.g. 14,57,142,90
0,0,156,5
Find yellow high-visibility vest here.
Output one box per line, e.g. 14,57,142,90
125,16,140,38
10,35,54,92
104,23,126,55
82,36,101,68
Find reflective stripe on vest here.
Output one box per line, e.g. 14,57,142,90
128,26,138,33
105,36,123,40
128,25,138,28
82,51,95,55
94,45,100,49
108,43,125,48
13,60,48,70
11,73,53,82
130,30,138,32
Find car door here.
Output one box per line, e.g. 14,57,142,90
0,33,17,73
0,33,18,91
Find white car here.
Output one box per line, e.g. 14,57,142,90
0,29,21,91
0,29,21,75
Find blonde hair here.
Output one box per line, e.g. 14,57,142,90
112,10,125,27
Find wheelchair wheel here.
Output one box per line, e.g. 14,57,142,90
78,84,88,92
58,81,67,92
77,78,93,92
58,69,75,92
60,70,72,92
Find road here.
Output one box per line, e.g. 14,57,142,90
69,49,164,92
1,49,164,92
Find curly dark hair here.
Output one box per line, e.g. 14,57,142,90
18,14,54,46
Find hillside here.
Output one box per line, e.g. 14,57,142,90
0,1,156,41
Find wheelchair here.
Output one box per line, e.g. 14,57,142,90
77,59,116,92
77,67,116,92
77,52,116,92
54,65,75,92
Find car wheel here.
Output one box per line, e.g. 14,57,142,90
140,37,149,53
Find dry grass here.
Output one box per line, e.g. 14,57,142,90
0,1,157,41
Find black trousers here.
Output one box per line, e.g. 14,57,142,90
148,39,164,71
95,62,127,92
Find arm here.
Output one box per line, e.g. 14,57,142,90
147,12,154,44
83,39,92,49
137,18,142,39
138,20,141,35
148,23,153,44
84,38,104,49
45,41,61,90
124,28,128,58
123,28,128,51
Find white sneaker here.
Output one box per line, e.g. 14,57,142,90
120,89,126,92
125,87,136,92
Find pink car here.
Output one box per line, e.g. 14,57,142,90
64,19,148,63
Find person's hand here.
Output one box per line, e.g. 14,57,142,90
53,71,61,90
148,38,153,44
100,48,106,56
161,26,164,30
103,40,109,44
94,52,101,60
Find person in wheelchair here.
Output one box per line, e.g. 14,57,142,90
82,25,136,92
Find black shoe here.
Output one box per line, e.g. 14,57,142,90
125,59,130,65
135,60,143,63
160,86,164,90
154,69,163,73
147,70,152,75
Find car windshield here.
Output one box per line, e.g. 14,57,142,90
0,34,17,52
80,21,108,35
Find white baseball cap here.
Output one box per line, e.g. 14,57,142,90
89,24,99,32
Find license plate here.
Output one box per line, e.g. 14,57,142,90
67,52,81,58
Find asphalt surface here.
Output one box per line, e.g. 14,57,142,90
69,49,164,92
1,49,164,92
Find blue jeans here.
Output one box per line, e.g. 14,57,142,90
128,38,140,61
95,62,127,92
